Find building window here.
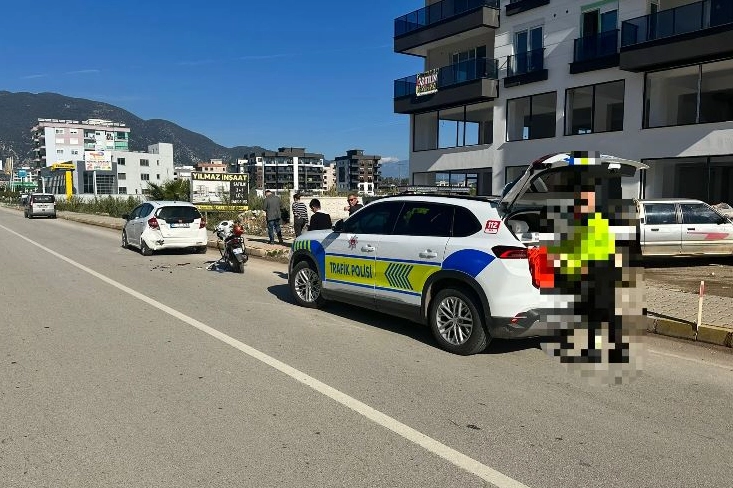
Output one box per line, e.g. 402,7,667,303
141,173,150,181
70,129,78,134
413,101,493,152
565,80,625,135
644,59,733,128
510,25,543,76
118,173,126,180
140,159,149,167
70,138,79,145
56,149,64,155
504,165,529,186
156,174,160,180
119,187,127,194
507,92,557,141
71,150,79,155
55,128,64,134
83,172,95,193
96,175,115,195
118,158,126,165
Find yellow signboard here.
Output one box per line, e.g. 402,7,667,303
51,162,75,170
196,204,250,211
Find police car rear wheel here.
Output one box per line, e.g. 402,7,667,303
290,261,325,308
429,288,488,355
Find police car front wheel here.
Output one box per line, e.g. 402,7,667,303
429,288,489,355
290,261,325,308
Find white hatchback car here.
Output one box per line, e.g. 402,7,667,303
288,153,646,355
121,201,208,256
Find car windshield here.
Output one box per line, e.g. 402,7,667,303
156,206,201,222
33,195,54,203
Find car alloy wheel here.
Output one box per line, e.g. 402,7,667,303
295,267,320,303
436,296,474,346
429,288,488,355
289,261,325,308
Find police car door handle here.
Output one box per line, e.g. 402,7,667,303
361,245,375,252
419,250,438,259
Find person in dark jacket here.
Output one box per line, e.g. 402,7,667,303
344,193,363,215
308,198,332,231
263,190,283,245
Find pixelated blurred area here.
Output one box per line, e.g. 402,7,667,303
530,153,646,385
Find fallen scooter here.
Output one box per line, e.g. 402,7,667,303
210,220,248,273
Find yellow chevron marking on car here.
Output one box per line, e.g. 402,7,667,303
292,240,311,252
324,255,375,287
374,260,440,293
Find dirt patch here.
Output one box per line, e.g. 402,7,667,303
644,256,733,298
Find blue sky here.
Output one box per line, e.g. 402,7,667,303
2,1,423,163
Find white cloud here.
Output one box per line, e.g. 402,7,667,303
380,156,401,164
21,74,47,79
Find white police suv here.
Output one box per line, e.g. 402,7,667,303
288,153,646,355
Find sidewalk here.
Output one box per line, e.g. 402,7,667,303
29,209,733,349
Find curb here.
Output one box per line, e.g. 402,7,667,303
646,316,733,348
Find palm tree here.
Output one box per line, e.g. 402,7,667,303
146,179,190,201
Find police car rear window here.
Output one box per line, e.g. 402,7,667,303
156,206,201,222
452,207,481,237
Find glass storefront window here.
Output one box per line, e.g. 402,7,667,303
413,102,493,152
645,65,700,128
565,80,624,135
700,59,733,124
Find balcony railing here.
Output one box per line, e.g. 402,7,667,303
507,48,545,77
574,29,619,62
394,0,499,37
621,0,733,47
394,57,499,98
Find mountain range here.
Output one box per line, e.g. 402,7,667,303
0,91,267,167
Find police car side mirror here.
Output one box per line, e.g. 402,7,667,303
333,219,344,232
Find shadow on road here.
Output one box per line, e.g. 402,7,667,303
267,283,544,354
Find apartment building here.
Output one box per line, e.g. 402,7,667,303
245,147,325,194
321,163,336,192
393,0,733,203
32,118,174,196
334,149,382,194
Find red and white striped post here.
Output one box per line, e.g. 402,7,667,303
696,280,705,339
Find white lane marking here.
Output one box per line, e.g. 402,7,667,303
0,223,530,488
648,349,733,370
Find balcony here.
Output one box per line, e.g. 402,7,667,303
504,48,547,87
620,0,733,72
394,57,499,114
570,30,620,74
394,0,499,57
505,0,550,17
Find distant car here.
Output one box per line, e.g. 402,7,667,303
637,198,733,257
24,193,56,219
121,201,208,256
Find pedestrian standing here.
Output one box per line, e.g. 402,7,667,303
344,193,363,215
263,189,283,245
308,198,332,231
291,193,309,237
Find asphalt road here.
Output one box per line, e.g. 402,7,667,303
1,207,732,488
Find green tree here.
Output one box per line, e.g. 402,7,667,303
146,179,190,201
